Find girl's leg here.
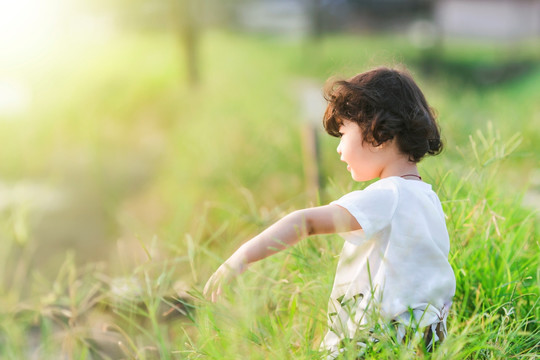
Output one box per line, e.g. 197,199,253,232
423,320,447,352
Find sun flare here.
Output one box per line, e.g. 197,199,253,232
0,0,75,65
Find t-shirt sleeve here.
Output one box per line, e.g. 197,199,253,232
331,181,399,243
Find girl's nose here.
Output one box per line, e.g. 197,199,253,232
336,141,342,154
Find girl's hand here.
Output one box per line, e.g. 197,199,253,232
203,259,247,302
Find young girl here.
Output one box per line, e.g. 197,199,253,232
204,66,456,358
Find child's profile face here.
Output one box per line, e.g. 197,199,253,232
336,120,391,181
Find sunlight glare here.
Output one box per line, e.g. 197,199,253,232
0,79,32,117
0,0,68,63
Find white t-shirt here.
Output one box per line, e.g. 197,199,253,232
322,176,456,353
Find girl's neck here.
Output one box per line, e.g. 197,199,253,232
379,158,420,180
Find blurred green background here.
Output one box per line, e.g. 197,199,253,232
2,0,538,278
0,0,539,352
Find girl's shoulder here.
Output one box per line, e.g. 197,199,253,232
364,176,401,191
335,177,434,207
371,176,433,192
335,178,400,207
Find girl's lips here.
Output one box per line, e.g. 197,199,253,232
347,165,351,171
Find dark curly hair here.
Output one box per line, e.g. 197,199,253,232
323,66,442,163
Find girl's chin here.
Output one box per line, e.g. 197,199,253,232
351,172,375,182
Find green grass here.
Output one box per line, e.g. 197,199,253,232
0,30,538,358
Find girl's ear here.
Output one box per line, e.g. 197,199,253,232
369,142,385,153
375,140,389,149
375,138,397,151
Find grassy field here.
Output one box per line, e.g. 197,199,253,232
0,30,538,358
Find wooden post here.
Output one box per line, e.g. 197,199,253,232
298,80,327,204
301,121,321,202
170,0,200,87
181,0,199,86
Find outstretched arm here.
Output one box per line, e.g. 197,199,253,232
203,204,360,301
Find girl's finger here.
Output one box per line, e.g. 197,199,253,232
211,287,217,303
203,277,213,297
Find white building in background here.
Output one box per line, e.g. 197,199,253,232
434,0,540,40
235,0,311,38
233,0,540,41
